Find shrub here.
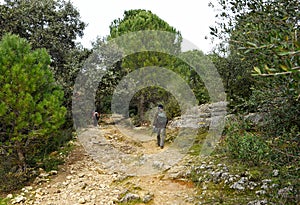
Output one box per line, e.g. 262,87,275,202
0,34,66,191
225,118,270,165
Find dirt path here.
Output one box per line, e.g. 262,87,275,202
10,120,199,205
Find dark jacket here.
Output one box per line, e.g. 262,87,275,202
153,110,168,128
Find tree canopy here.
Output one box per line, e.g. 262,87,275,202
0,0,86,76
0,0,90,119
210,2,299,200
94,9,186,122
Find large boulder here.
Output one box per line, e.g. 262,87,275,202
169,101,228,129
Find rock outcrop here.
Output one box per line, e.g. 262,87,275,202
169,101,227,129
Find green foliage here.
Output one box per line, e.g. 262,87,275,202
0,0,90,128
130,86,180,122
0,198,8,205
229,0,300,118
228,132,268,164
211,0,300,113
179,50,210,104
209,53,255,113
246,77,300,184
40,139,74,172
188,132,209,155
224,118,269,165
164,96,181,119
212,0,299,167
205,0,300,202
93,9,214,125
92,37,123,114
96,10,184,121
108,9,182,72
248,79,300,136
0,162,34,192
267,127,299,171
219,116,299,203
0,0,86,77
108,10,182,122
109,9,181,42
0,34,66,191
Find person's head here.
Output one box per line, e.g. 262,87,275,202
158,104,163,110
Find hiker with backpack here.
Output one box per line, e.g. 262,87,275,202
92,110,100,126
153,104,168,149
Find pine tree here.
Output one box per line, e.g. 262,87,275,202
0,34,66,171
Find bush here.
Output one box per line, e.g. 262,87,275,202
224,118,270,165
0,34,67,192
267,126,300,166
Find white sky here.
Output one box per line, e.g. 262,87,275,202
71,0,220,53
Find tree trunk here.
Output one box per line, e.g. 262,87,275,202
138,94,145,124
16,141,26,171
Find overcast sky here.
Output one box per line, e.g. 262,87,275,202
71,0,220,53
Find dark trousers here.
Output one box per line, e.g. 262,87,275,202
93,117,98,126
156,128,166,147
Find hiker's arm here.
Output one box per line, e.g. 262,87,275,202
153,112,158,127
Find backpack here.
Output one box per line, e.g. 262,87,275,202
156,112,167,127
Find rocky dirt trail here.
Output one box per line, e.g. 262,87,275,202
6,105,286,205
8,120,199,205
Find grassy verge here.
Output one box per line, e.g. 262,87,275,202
188,129,299,205
0,197,8,205
0,137,76,196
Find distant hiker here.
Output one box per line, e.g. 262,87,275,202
153,104,168,149
92,111,99,126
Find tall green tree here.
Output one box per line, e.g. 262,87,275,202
0,0,86,76
0,0,89,123
0,34,66,171
98,9,183,122
211,0,299,112
211,1,300,196
179,50,211,104
209,52,255,112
